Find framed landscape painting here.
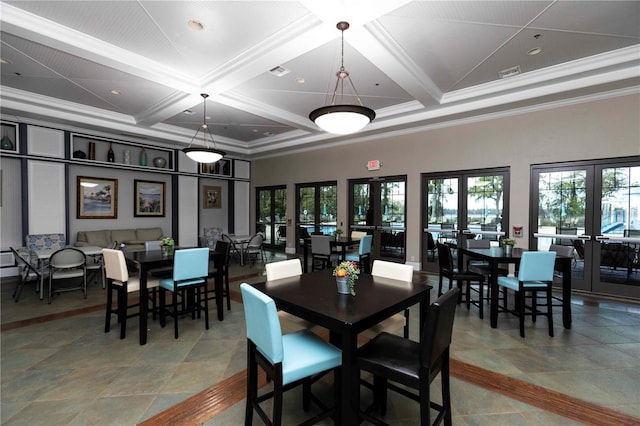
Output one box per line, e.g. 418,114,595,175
203,185,222,208
77,176,118,219
134,180,165,217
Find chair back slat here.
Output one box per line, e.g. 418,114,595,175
240,284,284,364
420,288,460,367
102,249,129,282
518,251,556,282
145,240,161,251
465,239,490,249
371,259,413,282
358,235,373,255
50,248,85,268
173,248,209,281
311,235,331,255
265,259,302,281
437,243,454,272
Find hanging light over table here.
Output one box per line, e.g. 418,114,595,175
309,21,376,135
182,93,226,163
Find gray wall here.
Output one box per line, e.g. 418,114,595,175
251,94,640,264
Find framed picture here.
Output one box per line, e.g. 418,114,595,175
134,180,166,217
203,185,222,208
77,176,118,219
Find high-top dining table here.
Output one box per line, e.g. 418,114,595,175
457,246,574,329
252,269,432,425
125,247,225,345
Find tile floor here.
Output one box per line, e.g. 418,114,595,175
2,252,639,425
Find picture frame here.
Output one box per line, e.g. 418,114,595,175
203,185,222,209
77,176,118,219
134,180,165,217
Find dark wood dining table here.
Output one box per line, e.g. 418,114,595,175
251,269,432,425
457,247,574,329
125,248,224,345
301,236,360,273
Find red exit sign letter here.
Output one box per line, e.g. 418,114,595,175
367,160,381,171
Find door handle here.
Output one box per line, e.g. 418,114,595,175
578,235,592,240
594,235,609,241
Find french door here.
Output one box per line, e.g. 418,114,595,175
295,181,337,250
349,176,407,262
531,157,640,298
256,186,286,249
421,168,510,272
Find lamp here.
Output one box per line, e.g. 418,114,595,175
309,21,375,135
182,93,226,163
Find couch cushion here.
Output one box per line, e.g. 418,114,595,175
111,229,137,243
136,227,163,241
85,230,110,247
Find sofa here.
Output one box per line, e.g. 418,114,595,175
75,227,163,252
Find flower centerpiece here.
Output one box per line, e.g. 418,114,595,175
334,229,343,240
160,237,175,255
333,260,360,296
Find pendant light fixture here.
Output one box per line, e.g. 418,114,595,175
309,21,375,135
182,93,226,163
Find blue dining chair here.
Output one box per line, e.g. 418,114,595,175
240,283,342,426
159,248,210,339
345,234,373,273
497,251,557,338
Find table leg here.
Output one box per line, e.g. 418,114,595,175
330,330,358,426
490,261,499,328
303,240,309,273
562,258,572,329
215,267,224,321
39,260,46,300
139,268,148,345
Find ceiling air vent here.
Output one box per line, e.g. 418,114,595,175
269,66,290,77
498,65,521,79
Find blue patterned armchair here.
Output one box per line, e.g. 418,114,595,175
25,233,66,255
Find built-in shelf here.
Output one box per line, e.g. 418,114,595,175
200,158,233,177
71,134,173,170
0,122,18,153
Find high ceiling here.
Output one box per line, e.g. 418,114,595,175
1,1,639,159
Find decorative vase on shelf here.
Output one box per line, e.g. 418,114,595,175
153,157,166,168
107,143,115,162
139,149,147,166
88,142,96,160
1,132,14,150
123,149,131,164
336,277,350,295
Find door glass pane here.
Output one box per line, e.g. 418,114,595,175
599,166,640,285
257,189,270,239
319,185,337,235
352,183,371,227
537,170,587,246
380,181,405,259
466,175,504,240
298,187,315,236
273,188,287,246
427,178,458,243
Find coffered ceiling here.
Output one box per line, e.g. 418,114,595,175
1,1,639,159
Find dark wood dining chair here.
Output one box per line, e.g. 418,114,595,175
357,288,460,426
437,243,485,318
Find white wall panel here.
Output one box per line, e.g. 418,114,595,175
27,126,65,158
178,175,198,247
0,158,23,248
235,160,251,179
234,181,250,236
28,160,65,234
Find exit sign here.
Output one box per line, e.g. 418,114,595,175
367,160,381,171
